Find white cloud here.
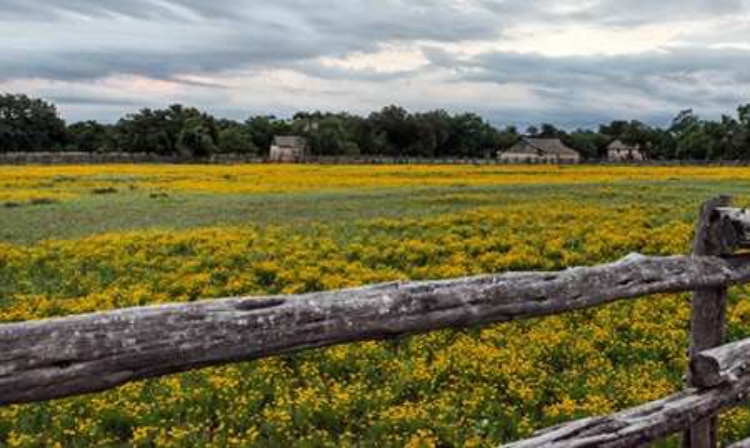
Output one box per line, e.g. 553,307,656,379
317,45,430,74
491,22,703,56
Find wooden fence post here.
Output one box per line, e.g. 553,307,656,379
684,195,733,448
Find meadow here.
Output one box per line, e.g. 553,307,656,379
2,164,750,447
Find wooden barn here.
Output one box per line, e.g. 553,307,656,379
607,140,645,161
498,138,581,164
269,136,307,163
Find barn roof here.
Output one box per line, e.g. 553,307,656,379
273,136,307,148
607,139,641,151
523,138,579,156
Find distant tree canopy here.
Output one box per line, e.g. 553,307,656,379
0,94,67,152
66,121,114,153
2,93,750,160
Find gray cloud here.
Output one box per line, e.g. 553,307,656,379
577,0,748,25
456,47,750,84
0,0,242,21
2,0,750,126
0,1,501,82
44,95,143,107
479,0,749,26
426,46,750,122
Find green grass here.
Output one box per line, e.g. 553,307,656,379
2,179,750,244
4,172,750,446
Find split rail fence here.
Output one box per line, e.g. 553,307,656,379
5,196,750,447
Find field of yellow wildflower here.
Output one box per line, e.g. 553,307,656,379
2,164,750,447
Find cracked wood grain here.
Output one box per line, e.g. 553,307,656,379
2,253,750,406
692,338,750,388
686,196,733,448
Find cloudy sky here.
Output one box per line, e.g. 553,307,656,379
2,0,750,128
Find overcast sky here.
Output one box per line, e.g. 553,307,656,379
2,0,749,128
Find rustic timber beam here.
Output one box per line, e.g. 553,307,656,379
3,253,750,406
502,371,750,448
686,196,733,448
716,207,750,254
692,338,750,388
728,438,750,448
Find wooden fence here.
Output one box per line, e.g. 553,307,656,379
4,196,750,446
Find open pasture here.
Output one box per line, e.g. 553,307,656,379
2,164,750,447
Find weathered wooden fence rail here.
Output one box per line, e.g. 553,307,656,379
3,197,750,447
4,253,750,406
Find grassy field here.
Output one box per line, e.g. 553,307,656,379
2,164,750,447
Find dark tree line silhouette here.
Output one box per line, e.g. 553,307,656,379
2,93,750,160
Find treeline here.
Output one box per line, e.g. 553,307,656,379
2,93,750,160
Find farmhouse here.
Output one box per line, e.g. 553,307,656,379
607,140,645,161
498,138,581,163
269,136,307,162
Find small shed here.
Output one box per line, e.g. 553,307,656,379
607,140,645,161
498,138,581,164
269,136,307,163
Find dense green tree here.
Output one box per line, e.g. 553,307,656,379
177,113,218,158
564,130,609,160
409,110,452,158
599,120,629,139
647,129,676,160
288,112,361,156
321,117,361,156
115,108,172,154
702,117,736,160
445,113,498,158
668,109,737,160
114,105,217,156
538,123,565,139
620,121,653,150
368,106,417,156
67,121,114,153
0,94,67,152
734,105,750,160
217,124,257,154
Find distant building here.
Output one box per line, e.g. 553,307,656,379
498,138,581,163
607,140,645,161
269,136,307,163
